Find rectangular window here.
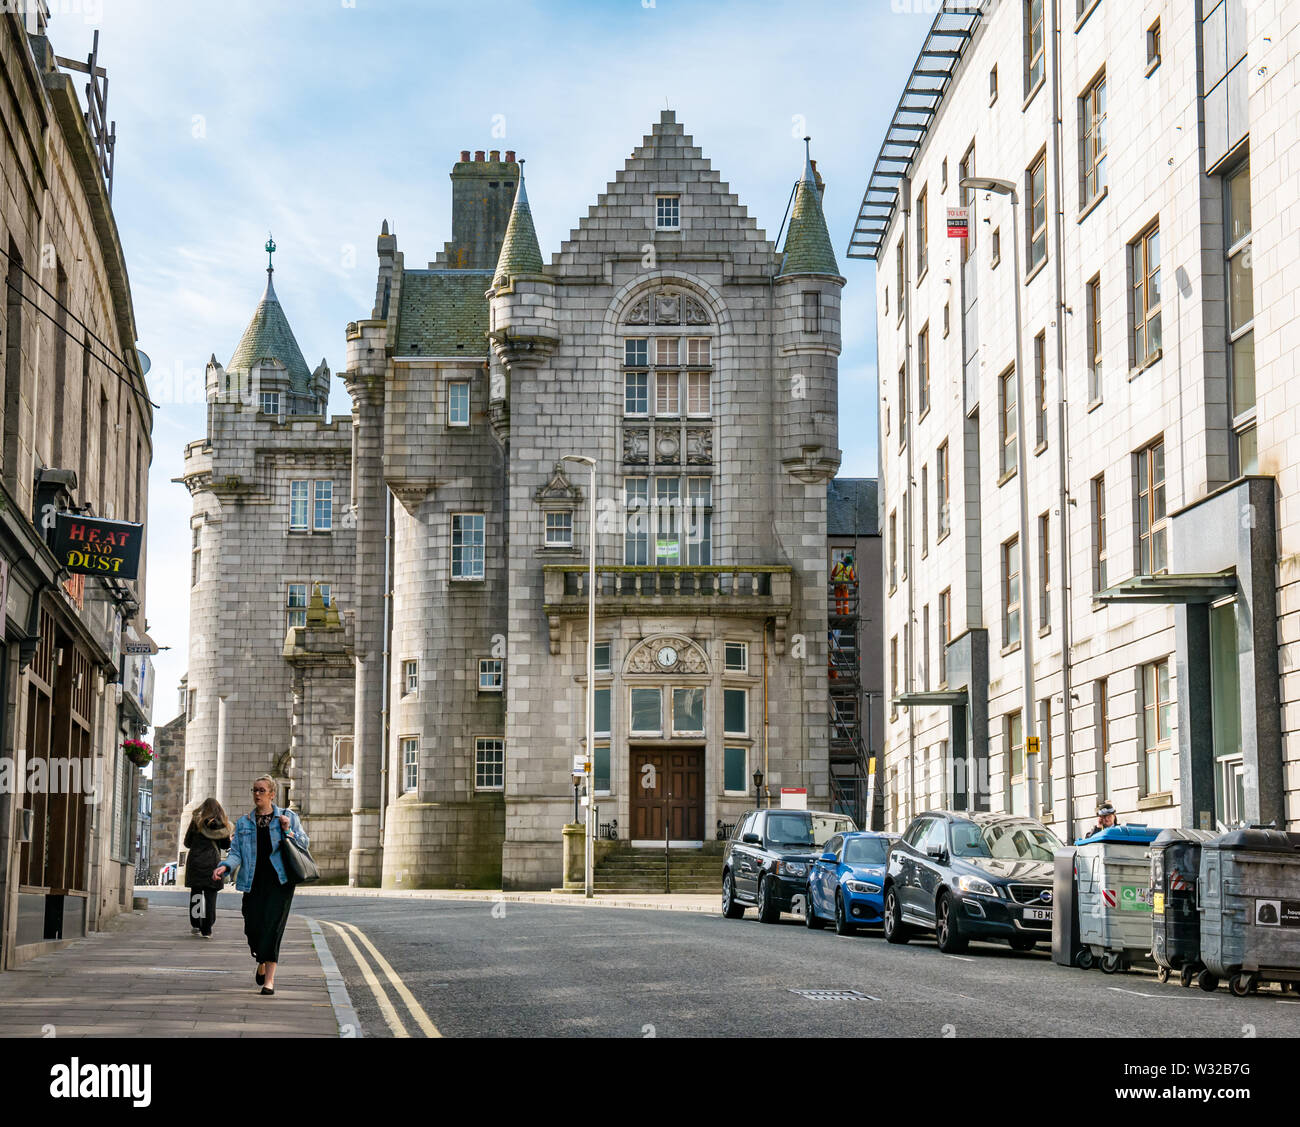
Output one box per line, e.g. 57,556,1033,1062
1026,0,1044,93
922,604,931,691
260,391,280,416
289,481,309,531
594,687,611,736
917,324,930,417
1226,161,1255,475
191,526,201,588
888,510,898,591
287,583,308,631
1096,678,1110,799
1003,536,1021,648
902,495,910,580
656,195,680,230
898,364,908,450
1147,18,1161,70
545,511,573,548
686,371,710,416
725,641,748,673
999,365,1018,478
452,513,486,580
656,337,679,367
402,738,419,794
686,338,710,366
1142,659,1173,795
1027,152,1047,271
937,441,950,539
684,476,711,565
1081,74,1108,206
1092,474,1107,593
625,371,648,417
992,227,1002,268
916,186,929,277
802,291,821,334
1033,332,1047,448
921,465,929,558
938,588,951,686
943,301,950,338
655,370,680,417
890,635,899,719
594,745,611,794
313,480,333,532
1007,710,1025,815
475,738,505,791
960,142,976,262
448,380,470,426
624,477,648,565
672,687,705,735
990,64,999,104
404,659,419,695
332,735,354,780
724,747,747,794
1086,275,1102,403
1131,222,1162,368
630,688,662,734
896,238,906,322
941,157,948,191
1038,512,1051,630
655,477,681,565
1136,439,1167,575
625,338,649,367
1038,699,1053,813
479,658,503,692
724,688,748,736
594,642,612,674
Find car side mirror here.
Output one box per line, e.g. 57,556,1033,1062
743,833,761,845
926,844,945,860
820,852,838,863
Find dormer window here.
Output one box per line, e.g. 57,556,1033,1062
656,195,680,230
261,391,280,416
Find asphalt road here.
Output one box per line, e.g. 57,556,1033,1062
238,893,1300,1039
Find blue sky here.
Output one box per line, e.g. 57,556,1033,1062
50,0,930,731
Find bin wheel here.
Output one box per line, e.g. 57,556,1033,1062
1075,948,1095,970
1179,966,1196,989
1100,951,1123,975
1197,970,1219,993
1155,965,1170,984
1228,973,1257,998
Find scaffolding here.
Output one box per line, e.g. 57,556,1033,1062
827,575,874,829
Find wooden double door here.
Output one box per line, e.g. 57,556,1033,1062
629,746,704,842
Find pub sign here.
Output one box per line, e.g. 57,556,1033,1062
52,514,144,580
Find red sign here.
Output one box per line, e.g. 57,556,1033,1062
947,206,970,239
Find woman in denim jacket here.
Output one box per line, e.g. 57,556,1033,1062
213,774,308,996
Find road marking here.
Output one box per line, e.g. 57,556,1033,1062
1105,987,1198,1000
332,920,442,1038
321,921,408,1038
944,955,976,963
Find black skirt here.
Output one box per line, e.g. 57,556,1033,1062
241,822,294,963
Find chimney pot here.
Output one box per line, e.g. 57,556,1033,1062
460,150,470,162
489,149,501,162
474,150,486,162
505,150,516,163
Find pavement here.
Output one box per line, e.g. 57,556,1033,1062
0,901,354,1038
258,885,719,913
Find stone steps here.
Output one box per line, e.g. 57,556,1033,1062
593,847,723,892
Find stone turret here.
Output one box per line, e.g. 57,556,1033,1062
775,144,844,483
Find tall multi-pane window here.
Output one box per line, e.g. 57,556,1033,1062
917,324,930,417
1143,659,1173,795
1025,0,1044,93
1027,152,1048,271
624,338,649,415
937,440,950,539
1092,474,1107,593
898,364,908,450
313,480,333,531
686,476,712,565
654,478,681,565
452,513,486,579
890,635,899,719
624,477,648,564
475,738,505,791
289,481,309,531
902,496,910,580
404,659,418,695
1033,331,1047,448
545,511,573,548
1096,678,1110,799
960,142,976,262
1038,512,1050,631
402,738,419,794
999,366,1018,477
1086,275,1103,403
896,237,906,322
332,735,354,781
921,465,929,558
479,658,504,691
1003,536,1021,648
889,510,898,591
802,292,820,334
1006,710,1026,815
286,583,308,631
1136,439,1167,575
448,380,470,426
1225,161,1256,473
916,185,929,277
191,526,201,587
1131,222,1162,368
1081,74,1108,207
1038,699,1053,813
938,587,950,685
922,604,931,691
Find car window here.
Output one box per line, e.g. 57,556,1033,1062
765,812,815,848
949,820,993,858
922,820,947,853
904,818,931,848
736,813,756,839
843,837,890,865
749,813,764,839
983,821,1061,861
824,835,843,859
811,814,855,846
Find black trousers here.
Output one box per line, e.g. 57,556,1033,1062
188,887,218,935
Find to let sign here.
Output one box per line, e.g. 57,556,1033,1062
947,207,970,239
52,514,144,580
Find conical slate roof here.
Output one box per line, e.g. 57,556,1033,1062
492,170,544,287
228,271,312,392
779,150,839,277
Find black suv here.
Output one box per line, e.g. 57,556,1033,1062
722,808,856,923
882,811,1062,953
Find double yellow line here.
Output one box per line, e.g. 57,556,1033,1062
321,920,441,1038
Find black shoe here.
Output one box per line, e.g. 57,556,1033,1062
256,967,266,986
260,987,275,996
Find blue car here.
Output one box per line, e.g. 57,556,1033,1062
805,831,899,935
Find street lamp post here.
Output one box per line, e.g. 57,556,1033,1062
960,176,1038,819
753,768,765,812
562,454,597,898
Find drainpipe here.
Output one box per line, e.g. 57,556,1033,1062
763,625,770,808
1049,0,1076,833
378,487,394,839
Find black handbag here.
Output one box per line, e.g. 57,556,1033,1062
279,821,319,884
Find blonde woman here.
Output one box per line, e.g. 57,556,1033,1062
213,775,308,996
183,798,233,938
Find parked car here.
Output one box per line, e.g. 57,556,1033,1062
805,831,900,935
158,861,179,886
722,808,856,923
882,811,1062,953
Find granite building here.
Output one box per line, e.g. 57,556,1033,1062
182,113,845,888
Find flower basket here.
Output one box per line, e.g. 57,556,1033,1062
122,739,155,769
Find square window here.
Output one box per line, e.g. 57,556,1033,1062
672,687,705,734
313,480,333,532
724,746,747,794
625,338,649,367
594,642,612,674
332,735,354,780
630,688,662,734
724,688,747,736
656,337,679,366
625,372,648,417
686,338,710,366
452,514,486,579
656,195,680,230
448,380,470,426
403,659,418,695
260,391,280,416
479,658,503,691
724,642,748,673
401,738,419,794
545,510,573,548
289,481,308,531
475,738,505,791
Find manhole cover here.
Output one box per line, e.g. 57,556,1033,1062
788,988,879,1002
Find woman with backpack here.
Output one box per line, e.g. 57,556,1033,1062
183,799,233,938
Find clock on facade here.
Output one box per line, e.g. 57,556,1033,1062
656,646,678,669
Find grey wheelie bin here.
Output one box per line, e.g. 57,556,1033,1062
1198,828,1300,996
1150,828,1217,987
1074,824,1161,974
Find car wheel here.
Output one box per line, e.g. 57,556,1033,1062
1197,970,1219,993
1009,936,1036,952
883,886,910,945
721,872,745,920
935,892,968,953
835,891,858,936
805,885,826,930
757,876,780,924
